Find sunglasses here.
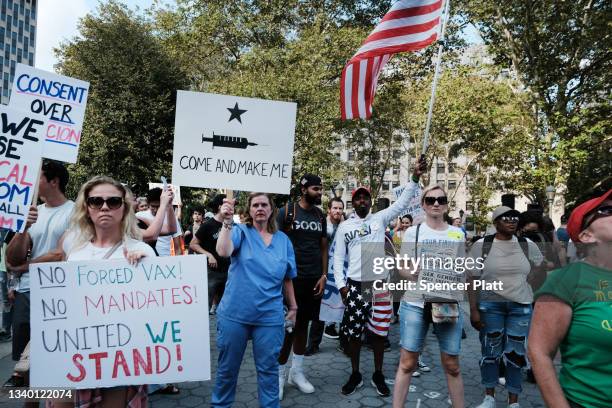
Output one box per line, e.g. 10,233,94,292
583,205,612,229
499,216,519,223
86,196,124,210
423,196,448,206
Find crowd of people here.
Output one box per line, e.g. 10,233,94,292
0,158,609,408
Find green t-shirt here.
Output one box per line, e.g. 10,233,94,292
535,262,612,408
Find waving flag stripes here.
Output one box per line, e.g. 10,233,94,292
340,0,445,120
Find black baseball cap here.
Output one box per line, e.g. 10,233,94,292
300,174,322,189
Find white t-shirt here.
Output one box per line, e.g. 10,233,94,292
136,210,182,257
400,222,466,308
17,200,74,292
63,231,156,261
470,236,544,304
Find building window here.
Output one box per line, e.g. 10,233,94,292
436,179,444,186
449,162,456,174
348,151,354,161
346,202,352,209
448,180,457,190
436,162,445,174
392,166,400,175
393,149,402,159
392,182,400,190
466,201,474,212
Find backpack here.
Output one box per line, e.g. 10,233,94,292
480,234,529,262
282,201,324,233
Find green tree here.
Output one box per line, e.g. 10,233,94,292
457,0,611,208
56,1,188,198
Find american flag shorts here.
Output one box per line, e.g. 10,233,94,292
340,278,393,339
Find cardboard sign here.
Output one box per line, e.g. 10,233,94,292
30,255,210,389
0,105,46,232
148,182,182,206
9,63,89,163
393,185,424,224
172,91,297,194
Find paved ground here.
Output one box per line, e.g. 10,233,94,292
0,315,550,407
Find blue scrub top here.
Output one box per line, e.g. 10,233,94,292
217,224,297,326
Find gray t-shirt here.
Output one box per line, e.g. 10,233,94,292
277,203,326,279
17,200,74,292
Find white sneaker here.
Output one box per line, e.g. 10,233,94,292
411,370,421,377
288,368,315,393
209,304,217,315
476,395,496,408
418,357,431,372
508,403,520,408
279,365,287,400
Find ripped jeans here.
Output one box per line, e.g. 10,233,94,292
478,301,532,394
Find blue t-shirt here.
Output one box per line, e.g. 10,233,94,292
217,224,297,326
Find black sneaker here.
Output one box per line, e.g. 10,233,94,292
0,331,11,342
304,345,319,356
3,375,24,388
324,325,340,339
371,371,390,397
341,372,363,395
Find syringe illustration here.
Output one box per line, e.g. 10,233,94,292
201,132,259,149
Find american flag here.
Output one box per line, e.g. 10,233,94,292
340,0,446,120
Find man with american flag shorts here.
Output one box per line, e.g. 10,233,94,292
332,157,426,396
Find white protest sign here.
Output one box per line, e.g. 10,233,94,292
0,105,47,232
30,255,210,389
148,182,182,205
393,184,424,224
172,91,297,194
9,63,89,163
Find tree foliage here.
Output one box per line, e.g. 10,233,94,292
457,0,611,206
56,1,188,198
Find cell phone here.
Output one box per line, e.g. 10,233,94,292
160,176,168,191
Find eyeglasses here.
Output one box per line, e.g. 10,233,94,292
423,196,448,206
583,205,612,229
499,216,519,223
86,196,124,210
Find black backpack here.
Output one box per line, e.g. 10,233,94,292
479,234,529,262
282,201,324,233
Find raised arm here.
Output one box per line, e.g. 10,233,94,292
216,199,236,257
378,156,427,224
140,189,176,241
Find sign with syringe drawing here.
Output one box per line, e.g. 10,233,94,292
172,91,297,194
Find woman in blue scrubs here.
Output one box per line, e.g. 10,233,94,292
212,192,298,408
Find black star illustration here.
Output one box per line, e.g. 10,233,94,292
227,102,247,124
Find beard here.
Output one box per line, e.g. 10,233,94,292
305,193,322,205
354,203,370,218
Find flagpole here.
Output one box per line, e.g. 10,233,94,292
421,0,451,154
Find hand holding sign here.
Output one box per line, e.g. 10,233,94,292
220,199,236,222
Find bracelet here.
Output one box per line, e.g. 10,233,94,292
222,221,234,230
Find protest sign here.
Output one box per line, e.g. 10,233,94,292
393,184,424,224
9,63,89,163
148,182,182,205
30,255,210,389
172,91,297,194
319,238,346,323
0,105,46,232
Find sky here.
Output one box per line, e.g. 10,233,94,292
36,0,482,72
36,0,152,71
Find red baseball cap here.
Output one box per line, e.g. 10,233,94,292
567,189,612,242
351,186,371,201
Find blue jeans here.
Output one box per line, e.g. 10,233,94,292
212,317,284,408
478,301,532,394
399,302,463,355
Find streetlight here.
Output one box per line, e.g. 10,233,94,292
545,185,555,215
